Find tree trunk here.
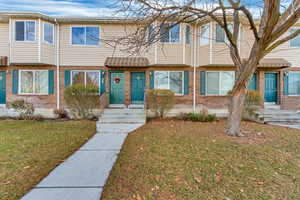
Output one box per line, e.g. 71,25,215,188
227,86,247,136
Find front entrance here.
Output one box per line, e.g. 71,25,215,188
110,72,125,104
264,73,278,103
0,71,6,105
131,72,145,104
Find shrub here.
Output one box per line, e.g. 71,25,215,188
64,84,100,119
147,89,174,118
53,108,68,119
10,99,35,120
244,90,262,116
183,112,218,122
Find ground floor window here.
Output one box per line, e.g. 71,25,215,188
71,71,100,88
19,70,48,94
206,71,235,95
154,71,184,95
289,72,300,95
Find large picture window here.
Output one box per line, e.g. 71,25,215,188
160,23,180,43
44,22,54,44
289,72,300,95
71,26,100,45
200,24,210,46
71,71,100,89
154,71,183,95
206,71,235,95
19,70,48,94
15,21,36,41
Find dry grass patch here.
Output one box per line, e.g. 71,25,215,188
0,120,96,200
102,120,300,200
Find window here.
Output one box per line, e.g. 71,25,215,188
71,71,100,88
44,22,54,44
289,72,300,95
206,71,235,95
290,28,300,47
160,23,180,43
19,70,48,94
154,71,183,95
15,21,36,41
216,24,233,43
200,24,209,46
186,25,191,45
71,26,100,45
148,24,155,43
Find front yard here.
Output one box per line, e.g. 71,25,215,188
0,120,96,200
102,120,300,200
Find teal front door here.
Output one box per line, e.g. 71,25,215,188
110,72,125,104
264,73,278,102
131,72,145,104
0,71,6,104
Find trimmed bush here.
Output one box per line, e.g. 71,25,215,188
10,99,35,120
182,112,218,122
244,90,262,116
53,108,68,119
64,84,100,119
147,89,174,118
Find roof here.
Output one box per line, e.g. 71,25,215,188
0,56,8,66
199,58,291,69
105,57,149,68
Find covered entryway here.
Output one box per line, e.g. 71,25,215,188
131,72,145,104
264,73,278,103
110,72,125,104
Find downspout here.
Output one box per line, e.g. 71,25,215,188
193,24,197,113
55,18,60,109
8,17,11,65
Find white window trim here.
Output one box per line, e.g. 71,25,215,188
288,71,300,96
18,70,49,95
289,28,300,48
70,25,101,46
186,24,192,45
70,70,101,93
43,22,54,45
15,20,37,42
154,71,184,95
205,71,235,96
160,23,181,44
199,24,210,46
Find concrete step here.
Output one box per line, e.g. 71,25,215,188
97,123,144,133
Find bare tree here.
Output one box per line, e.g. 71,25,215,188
112,0,300,136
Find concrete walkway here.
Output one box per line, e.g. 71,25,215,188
21,108,146,200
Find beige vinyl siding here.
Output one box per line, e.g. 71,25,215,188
10,18,39,64
198,45,210,66
41,20,55,65
59,23,155,66
211,23,233,65
0,23,9,57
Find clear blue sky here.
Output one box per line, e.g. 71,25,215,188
0,0,117,17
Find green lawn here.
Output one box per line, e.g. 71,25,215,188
102,120,300,200
0,120,96,200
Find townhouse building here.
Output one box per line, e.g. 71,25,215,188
0,12,299,117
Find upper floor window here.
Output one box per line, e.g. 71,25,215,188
71,26,100,45
290,28,300,47
206,71,235,95
15,21,36,42
216,24,233,43
200,24,210,46
186,25,191,45
154,71,183,95
19,70,48,94
148,24,155,43
289,72,300,95
44,22,54,44
160,23,180,43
